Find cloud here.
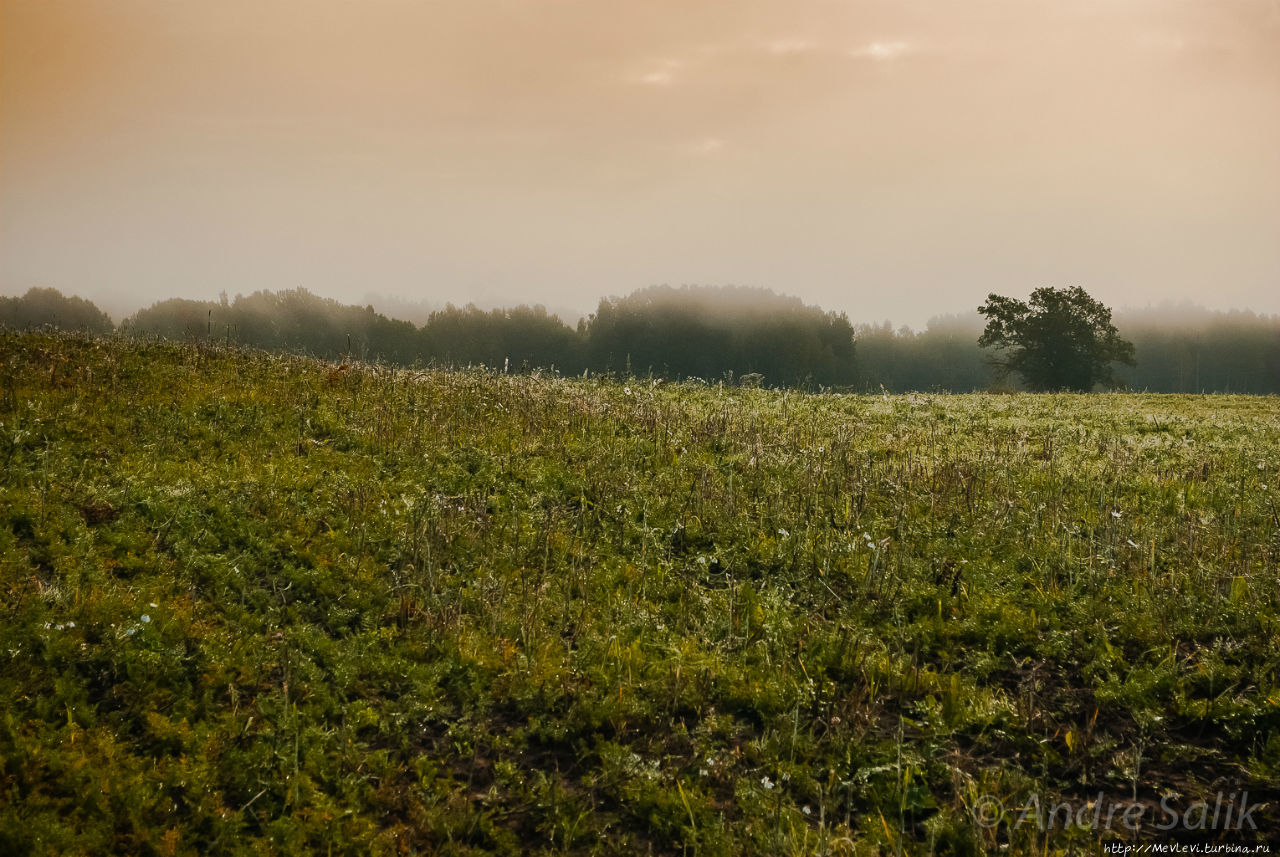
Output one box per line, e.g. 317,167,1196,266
630,58,684,86
688,137,725,155
849,41,912,61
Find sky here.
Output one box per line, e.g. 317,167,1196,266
2,0,1278,329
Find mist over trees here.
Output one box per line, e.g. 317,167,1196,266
128,289,420,364
852,314,992,392
1114,307,1280,394
585,286,857,386
421,304,584,372
125,285,853,386
0,287,114,334
3,285,1278,393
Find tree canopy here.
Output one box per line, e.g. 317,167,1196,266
585,285,857,386
13,285,1280,393
0,287,115,334
978,287,1136,392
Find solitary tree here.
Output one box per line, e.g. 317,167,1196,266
978,287,1135,391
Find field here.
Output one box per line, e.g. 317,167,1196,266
1,331,1277,855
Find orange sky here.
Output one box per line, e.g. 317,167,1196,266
2,0,1278,326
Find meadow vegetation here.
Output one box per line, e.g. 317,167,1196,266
1,331,1278,855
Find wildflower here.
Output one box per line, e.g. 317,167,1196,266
803,805,812,815
761,776,774,790
140,614,151,624
1111,510,1122,519
778,528,789,538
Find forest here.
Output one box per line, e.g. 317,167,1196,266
2,285,1278,393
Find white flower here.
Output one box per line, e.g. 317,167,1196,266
803,805,812,815
140,614,151,624
777,528,789,538
1111,510,1122,519
761,776,774,790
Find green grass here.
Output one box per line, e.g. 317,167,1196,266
1,331,1277,855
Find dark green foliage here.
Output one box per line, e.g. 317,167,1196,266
421,303,585,372
585,285,857,386
127,289,420,364
978,287,1136,392
9,284,1279,393
0,287,115,334
1115,307,1280,394
124,285,857,386
126,296,216,340
2,330,1278,854
853,314,993,392
855,307,1280,394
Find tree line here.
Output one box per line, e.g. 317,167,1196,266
3,285,1278,393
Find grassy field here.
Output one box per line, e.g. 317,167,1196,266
1,331,1277,855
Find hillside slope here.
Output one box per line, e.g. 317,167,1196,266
1,332,1277,855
